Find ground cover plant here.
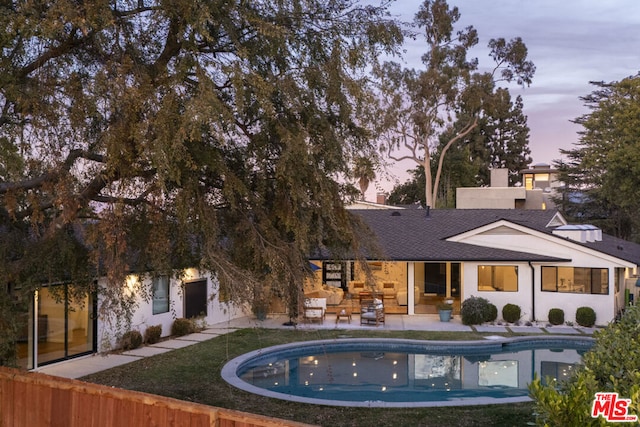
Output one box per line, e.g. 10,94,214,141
83,328,536,426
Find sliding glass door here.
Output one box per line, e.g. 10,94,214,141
36,284,95,366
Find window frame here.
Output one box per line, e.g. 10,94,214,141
152,275,170,315
477,265,519,292
540,266,609,295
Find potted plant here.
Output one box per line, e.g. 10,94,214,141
437,301,453,322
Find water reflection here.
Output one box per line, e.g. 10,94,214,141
239,346,584,402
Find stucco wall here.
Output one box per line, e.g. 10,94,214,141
97,269,247,351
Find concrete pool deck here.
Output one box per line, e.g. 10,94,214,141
36,313,596,380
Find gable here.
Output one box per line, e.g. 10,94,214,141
476,225,529,236
448,220,635,268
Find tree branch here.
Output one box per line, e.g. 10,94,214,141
0,149,105,194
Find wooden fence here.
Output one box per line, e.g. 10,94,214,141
0,367,317,427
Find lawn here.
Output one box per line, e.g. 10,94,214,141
82,328,537,426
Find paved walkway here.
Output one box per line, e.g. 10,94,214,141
36,313,596,379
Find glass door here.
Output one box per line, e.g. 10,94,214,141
36,284,95,366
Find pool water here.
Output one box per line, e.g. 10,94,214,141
223,337,593,407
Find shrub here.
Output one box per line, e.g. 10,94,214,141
548,308,564,325
485,303,498,322
120,330,143,350
461,296,491,325
575,307,596,327
530,305,640,425
144,324,162,344
171,318,194,336
502,303,521,323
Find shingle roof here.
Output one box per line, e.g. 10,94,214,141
344,208,640,265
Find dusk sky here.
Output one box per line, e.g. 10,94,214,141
367,0,640,199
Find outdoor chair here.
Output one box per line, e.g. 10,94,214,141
360,298,385,326
302,297,326,323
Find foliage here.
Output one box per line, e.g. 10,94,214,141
576,307,596,327
548,308,565,326
353,157,377,200
554,74,640,241
144,325,163,345
502,303,521,323
0,290,21,367
485,303,498,323
387,166,427,207
0,0,402,356
374,0,535,208
433,91,532,202
530,305,640,426
460,295,492,325
437,302,453,311
120,330,143,351
171,318,195,337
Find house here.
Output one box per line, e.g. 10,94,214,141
306,208,640,325
15,268,246,371
457,165,561,210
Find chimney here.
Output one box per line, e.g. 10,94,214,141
376,192,387,205
490,169,509,187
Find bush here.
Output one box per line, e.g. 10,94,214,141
548,308,565,325
575,306,596,327
485,303,498,322
144,324,162,344
171,318,194,336
120,330,143,350
530,305,640,425
461,296,491,325
502,303,521,323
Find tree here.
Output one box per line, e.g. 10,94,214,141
353,157,377,200
433,90,531,196
374,0,535,208
0,0,402,359
553,74,640,241
387,165,426,207
466,91,532,186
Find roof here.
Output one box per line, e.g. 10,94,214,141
342,208,640,265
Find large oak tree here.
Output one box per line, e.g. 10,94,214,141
0,0,402,360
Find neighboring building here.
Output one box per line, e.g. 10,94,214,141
308,208,640,326
456,164,561,210
16,268,246,370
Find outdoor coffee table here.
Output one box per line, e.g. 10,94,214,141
335,309,352,324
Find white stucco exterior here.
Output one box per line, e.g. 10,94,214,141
97,269,248,351
448,221,635,325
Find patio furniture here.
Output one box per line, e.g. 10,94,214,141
348,280,366,296
360,298,384,326
302,297,326,323
335,308,352,324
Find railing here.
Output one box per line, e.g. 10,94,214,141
0,367,317,427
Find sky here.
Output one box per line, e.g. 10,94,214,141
366,0,640,199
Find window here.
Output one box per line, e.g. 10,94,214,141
541,267,608,295
152,276,170,314
477,266,518,292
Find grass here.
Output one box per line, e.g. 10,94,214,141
82,328,537,426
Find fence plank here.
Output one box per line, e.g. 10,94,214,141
0,367,316,427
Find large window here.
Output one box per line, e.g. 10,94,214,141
477,266,518,292
541,267,608,294
152,276,170,314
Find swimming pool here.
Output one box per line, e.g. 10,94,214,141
221,336,593,407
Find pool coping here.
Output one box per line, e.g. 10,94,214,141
221,335,594,408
